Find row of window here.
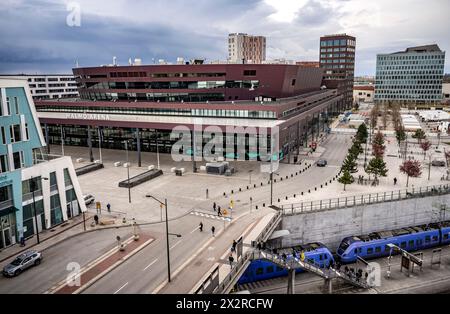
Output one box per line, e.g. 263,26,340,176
378,65,444,71
79,92,226,102
378,54,445,61
375,94,442,100
376,74,443,79
321,47,355,53
320,39,355,47
28,77,75,83
82,80,260,90
0,96,20,116
36,105,278,119
321,59,354,64
321,53,353,58
0,151,25,173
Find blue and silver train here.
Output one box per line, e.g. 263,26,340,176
238,243,334,285
337,221,450,263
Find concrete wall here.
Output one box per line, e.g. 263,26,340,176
281,194,450,251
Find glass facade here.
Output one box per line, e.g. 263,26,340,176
37,105,277,120
375,51,445,103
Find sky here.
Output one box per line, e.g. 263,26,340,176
0,0,449,76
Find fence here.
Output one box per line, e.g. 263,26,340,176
213,211,282,294
281,184,450,215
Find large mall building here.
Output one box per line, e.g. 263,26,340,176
35,63,346,165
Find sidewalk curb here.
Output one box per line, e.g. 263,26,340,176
0,215,93,264
151,211,250,294
74,237,155,294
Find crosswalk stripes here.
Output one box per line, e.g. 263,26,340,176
190,211,232,222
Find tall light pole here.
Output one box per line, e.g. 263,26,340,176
124,140,131,203
155,130,160,170
30,176,48,244
146,194,181,283
98,127,103,164
60,125,65,156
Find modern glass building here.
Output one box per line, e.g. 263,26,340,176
0,78,86,249
375,45,446,107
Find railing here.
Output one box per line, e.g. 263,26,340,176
33,153,64,165
281,184,450,215
0,199,13,211
213,211,282,294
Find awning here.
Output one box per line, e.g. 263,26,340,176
268,230,290,240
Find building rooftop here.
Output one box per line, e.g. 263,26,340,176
387,44,443,55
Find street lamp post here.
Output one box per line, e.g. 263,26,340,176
30,176,48,244
146,194,181,283
124,140,131,204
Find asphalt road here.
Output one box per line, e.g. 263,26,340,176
0,133,350,294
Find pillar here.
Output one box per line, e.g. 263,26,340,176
287,269,295,294
296,121,300,155
87,125,94,162
325,279,333,294
45,124,50,154
136,128,141,167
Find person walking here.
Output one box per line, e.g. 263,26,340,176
211,226,216,237
213,202,217,212
228,253,234,269
394,177,397,185
107,203,111,213
199,221,203,232
217,206,222,217
300,251,305,262
231,240,237,254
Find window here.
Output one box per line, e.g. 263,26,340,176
0,185,12,202
0,155,8,173
1,126,6,144
409,240,414,247
432,236,438,242
291,79,296,86
6,97,11,115
256,267,264,275
243,70,256,76
425,236,431,243
13,151,24,170
10,125,21,143
13,97,19,114
50,172,57,187
266,266,274,274
444,234,449,240
367,248,373,254
375,247,381,253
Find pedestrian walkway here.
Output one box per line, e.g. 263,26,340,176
190,211,232,222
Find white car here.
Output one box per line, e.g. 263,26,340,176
83,194,95,206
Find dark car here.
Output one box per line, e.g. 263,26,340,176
432,160,446,167
317,160,328,167
3,250,42,277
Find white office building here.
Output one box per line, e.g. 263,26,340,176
0,74,78,101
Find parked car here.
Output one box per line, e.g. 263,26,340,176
3,250,42,277
432,160,446,167
317,160,328,167
83,194,95,206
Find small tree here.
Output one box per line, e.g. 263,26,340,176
412,129,426,144
372,131,386,158
400,160,422,187
420,140,432,160
395,127,406,146
366,157,388,181
356,124,368,143
338,169,354,191
342,154,357,173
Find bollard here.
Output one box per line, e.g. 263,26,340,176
254,184,257,188
256,206,259,210
286,196,288,200
274,179,277,183
278,198,281,203
301,192,304,196
263,203,265,207
315,187,317,191
247,186,249,190
223,192,226,196
291,174,293,178
308,190,311,193
325,182,327,186
294,194,296,198
239,188,242,192
286,176,288,179
261,182,263,186
231,190,234,194
321,185,323,188
296,172,298,176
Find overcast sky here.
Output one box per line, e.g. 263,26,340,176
0,0,449,76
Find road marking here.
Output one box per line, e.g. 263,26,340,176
190,227,200,234
170,240,183,250
143,259,158,271
114,282,129,294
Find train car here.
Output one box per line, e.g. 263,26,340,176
238,243,334,285
337,222,450,264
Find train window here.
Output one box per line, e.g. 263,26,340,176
401,242,407,248
416,239,423,246
354,249,358,255
276,266,283,272
425,236,431,243
319,255,323,261
444,234,449,240
432,236,438,242
409,240,414,247
385,245,391,252
375,247,381,253
367,248,373,254
256,268,264,275
324,254,328,259
266,266,274,274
